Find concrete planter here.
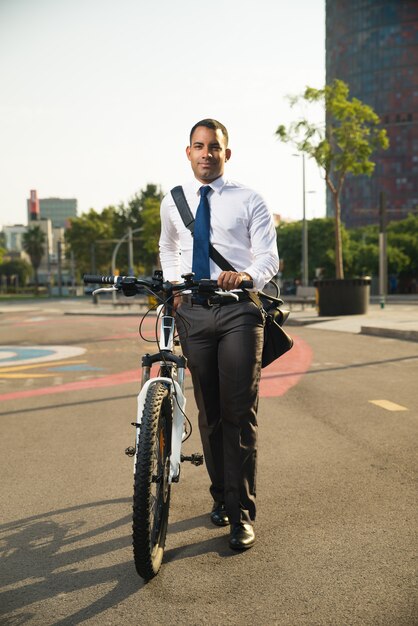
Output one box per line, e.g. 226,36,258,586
314,278,371,316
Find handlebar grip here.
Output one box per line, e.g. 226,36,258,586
83,274,118,285
241,280,253,289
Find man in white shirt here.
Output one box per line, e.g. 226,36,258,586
159,119,279,550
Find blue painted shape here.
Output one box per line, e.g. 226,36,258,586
0,347,55,362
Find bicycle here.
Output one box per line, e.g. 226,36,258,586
83,271,253,581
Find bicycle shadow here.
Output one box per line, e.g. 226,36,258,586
0,500,237,624
0,498,142,624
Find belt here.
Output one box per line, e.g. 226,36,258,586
181,293,250,307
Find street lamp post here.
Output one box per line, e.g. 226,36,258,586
111,228,143,304
301,154,308,287
293,153,309,287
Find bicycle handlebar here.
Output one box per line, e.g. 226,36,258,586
83,274,119,285
83,272,253,293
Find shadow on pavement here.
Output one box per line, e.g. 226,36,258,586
0,500,235,624
0,498,142,624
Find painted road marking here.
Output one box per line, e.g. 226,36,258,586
0,335,313,402
259,335,312,398
0,346,86,366
369,400,408,412
0,351,18,361
0,369,140,401
0,359,87,374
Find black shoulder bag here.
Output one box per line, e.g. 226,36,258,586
170,186,293,367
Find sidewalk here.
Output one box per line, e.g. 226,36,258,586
286,301,418,342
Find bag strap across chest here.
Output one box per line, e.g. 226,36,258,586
170,186,236,272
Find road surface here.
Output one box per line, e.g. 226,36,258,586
0,302,416,625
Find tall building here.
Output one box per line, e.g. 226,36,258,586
28,189,40,222
26,194,77,228
326,0,418,228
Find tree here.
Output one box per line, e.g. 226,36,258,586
276,79,389,279
22,225,46,291
0,231,5,264
277,217,347,281
114,184,164,274
138,196,162,274
0,259,32,290
65,207,117,276
65,184,164,277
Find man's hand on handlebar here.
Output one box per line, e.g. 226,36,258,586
217,271,252,291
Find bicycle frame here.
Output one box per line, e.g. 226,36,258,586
135,306,187,483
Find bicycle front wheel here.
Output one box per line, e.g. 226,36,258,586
132,382,172,580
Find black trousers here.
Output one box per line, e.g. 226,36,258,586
176,299,264,525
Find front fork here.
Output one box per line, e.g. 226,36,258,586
129,313,189,482
133,373,186,482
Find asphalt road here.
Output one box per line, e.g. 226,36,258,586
0,302,417,625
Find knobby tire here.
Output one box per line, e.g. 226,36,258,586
132,382,172,580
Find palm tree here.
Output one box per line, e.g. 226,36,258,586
23,225,46,292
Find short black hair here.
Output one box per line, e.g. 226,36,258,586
189,119,229,146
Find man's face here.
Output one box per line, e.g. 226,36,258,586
186,126,231,183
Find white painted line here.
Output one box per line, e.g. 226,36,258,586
369,400,408,412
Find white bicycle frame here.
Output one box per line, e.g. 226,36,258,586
135,308,187,483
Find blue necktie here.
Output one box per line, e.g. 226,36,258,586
192,186,211,280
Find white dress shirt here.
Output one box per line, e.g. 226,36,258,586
159,176,279,291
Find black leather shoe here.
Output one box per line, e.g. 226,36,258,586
210,502,229,527
229,523,255,550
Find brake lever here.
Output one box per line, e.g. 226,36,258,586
92,286,118,295
214,290,239,301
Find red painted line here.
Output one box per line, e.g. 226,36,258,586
0,369,141,402
104,332,142,340
0,335,312,403
259,335,312,398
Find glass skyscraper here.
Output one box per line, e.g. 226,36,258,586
326,0,418,227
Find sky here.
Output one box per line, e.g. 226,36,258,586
0,0,326,228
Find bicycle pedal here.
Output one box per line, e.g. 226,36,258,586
125,446,135,457
181,453,204,466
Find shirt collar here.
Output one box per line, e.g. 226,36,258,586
192,175,226,195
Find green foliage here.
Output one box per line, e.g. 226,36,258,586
387,214,418,274
22,225,46,288
278,217,349,280
65,206,117,276
65,184,163,277
277,213,418,281
0,258,32,287
276,79,389,279
0,231,5,264
138,197,162,274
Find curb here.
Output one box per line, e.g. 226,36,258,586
360,326,418,343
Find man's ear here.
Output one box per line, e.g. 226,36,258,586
225,148,231,162
186,146,191,161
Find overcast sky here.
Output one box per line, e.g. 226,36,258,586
0,0,326,228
